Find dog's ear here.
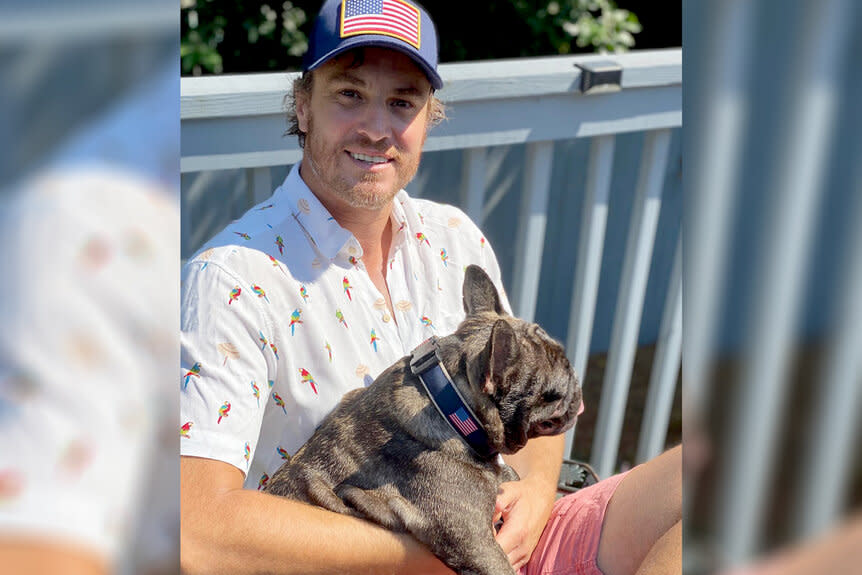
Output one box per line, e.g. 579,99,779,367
483,319,519,395
463,264,504,316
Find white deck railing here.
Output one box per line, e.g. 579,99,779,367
181,48,683,480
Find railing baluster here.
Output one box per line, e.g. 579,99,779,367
511,141,554,323
636,233,681,464
246,166,273,207
460,147,487,226
563,134,615,458
591,128,671,479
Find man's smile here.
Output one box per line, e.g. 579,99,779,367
346,150,395,171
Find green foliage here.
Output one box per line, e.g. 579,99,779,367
514,0,642,54
181,0,310,76
181,0,641,76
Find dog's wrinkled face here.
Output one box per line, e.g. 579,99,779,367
451,266,582,454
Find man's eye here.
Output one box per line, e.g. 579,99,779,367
339,90,359,99
392,99,413,109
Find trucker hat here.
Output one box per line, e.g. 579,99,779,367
302,0,443,90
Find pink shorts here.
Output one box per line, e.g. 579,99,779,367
519,470,632,575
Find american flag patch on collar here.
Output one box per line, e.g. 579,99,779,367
448,407,479,436
340,0,421,49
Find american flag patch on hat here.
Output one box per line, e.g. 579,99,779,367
340,0,421,49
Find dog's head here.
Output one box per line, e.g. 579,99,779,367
440,265,582,455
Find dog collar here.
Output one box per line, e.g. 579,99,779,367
409,336,497,458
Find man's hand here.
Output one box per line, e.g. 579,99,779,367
493,476,556,570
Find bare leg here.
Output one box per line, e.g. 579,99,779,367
635,520,681,575
597,445,682,575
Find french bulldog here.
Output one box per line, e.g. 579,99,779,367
266,265,581,575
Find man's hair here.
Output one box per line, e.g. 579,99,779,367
283,50,447,148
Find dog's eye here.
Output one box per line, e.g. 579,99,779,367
542,390,562,403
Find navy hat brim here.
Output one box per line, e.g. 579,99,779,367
303,35,443,91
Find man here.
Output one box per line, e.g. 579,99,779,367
180,1,681,574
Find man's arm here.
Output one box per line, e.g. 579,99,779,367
495,435,565,569
180,456,454,575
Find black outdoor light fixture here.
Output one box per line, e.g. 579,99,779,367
575,60,623,94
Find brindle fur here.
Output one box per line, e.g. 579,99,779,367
266,265,581,575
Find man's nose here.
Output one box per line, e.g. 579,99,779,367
357,101,391,143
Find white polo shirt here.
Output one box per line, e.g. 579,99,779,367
180,164,512,490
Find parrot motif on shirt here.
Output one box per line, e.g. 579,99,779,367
276,446,289,460
348,255,359,267
234,232,251,241
275,236,285,255
251,284,270,302
289,309,302,336
251,381,260,406
228,287,241,305
217,402,231,424
183,362,201,390
370,329,380,353
181,421,193,438
299,368,318,395
421,315,435,330
272,392,286,414
258,330,268,350
268,254,286,275
244,442,251,465
270,342,279,360
416,232,430,247
299,285,308,302
325,341,332,362
343,276,352,301
336,309,348,329
440,248,448,267
258,473,269,490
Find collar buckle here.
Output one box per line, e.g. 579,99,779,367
409,336,439,375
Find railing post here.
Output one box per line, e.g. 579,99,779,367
511,141,554,323
591,128,671,479
246,166,273,206
636,233,681,464
563,134,615,458
460,147,488,227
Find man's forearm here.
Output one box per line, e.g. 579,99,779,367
502,435,565,489
181,461,451,575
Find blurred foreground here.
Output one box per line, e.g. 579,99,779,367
0,1,179,574
684,0,861,574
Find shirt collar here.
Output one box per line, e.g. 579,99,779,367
276,163,359,260
277,164,419,261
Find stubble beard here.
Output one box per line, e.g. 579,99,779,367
304,114,421,211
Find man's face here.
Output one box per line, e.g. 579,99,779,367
296,47,433,211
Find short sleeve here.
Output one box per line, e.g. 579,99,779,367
180,259,275,475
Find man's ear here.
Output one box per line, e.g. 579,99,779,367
296,85,310,133
463,264,505,316
483,319,518,395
